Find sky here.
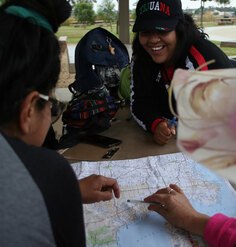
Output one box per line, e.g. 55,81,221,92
94,0,236,10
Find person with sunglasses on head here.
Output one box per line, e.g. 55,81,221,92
0,1,120,246
131,0,235,145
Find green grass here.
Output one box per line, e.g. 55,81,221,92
56,24,119,43
211,40,236,57
56,25,236,57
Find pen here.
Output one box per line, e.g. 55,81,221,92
166,117,177,135
168,117,177,127
127,199,163,207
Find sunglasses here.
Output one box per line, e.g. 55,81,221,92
39,94,66,124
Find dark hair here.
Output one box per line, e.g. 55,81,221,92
0,0,71,126
132,13,208,65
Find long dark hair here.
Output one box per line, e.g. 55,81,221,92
132,13,208,66
0,0,71,126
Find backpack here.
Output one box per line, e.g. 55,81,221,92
118,65,131,102
60,28,130,147
69,27,129,95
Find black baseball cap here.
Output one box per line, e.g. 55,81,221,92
133,0,184,32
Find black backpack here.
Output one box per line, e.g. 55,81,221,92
60,27,130,147
69,27,130,95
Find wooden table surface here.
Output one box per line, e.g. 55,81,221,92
62,107,179,162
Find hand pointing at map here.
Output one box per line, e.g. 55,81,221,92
144,184,210,236
79,174,120,204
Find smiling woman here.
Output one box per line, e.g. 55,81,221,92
130,0,235,146
138,30,177,64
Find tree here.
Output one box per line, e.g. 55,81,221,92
130,8,136,18
215,0,230,4
191,0,230,27
215,0,231,17
70,0,96,5
97,0,117,30
73,2,96,25
191,0,230,7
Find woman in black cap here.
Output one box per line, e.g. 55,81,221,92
131,0,234,145
0,0,120,246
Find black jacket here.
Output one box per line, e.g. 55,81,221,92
130,37,234,133
3,134,86,247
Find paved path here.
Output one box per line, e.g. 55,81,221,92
204,25,236,41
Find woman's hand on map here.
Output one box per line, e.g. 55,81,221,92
79,174,120,204
153,121,175,145
144,184,210,236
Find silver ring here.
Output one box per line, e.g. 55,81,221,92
168,188,174,194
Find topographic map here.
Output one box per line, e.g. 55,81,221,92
71,152,236,247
